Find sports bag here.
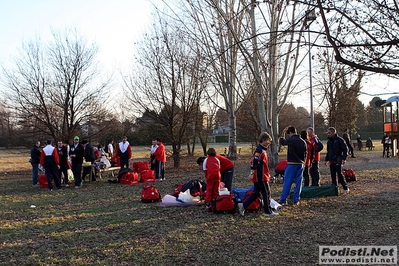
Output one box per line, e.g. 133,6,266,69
297,185,339,198
133,161,150,173
120,171,139,185
141,185,161,203
38,174,48,188
214,193,236,214
342,168,357,182
243,190,261,212
232,186,254,203
180,179,207,198
139,170,156,183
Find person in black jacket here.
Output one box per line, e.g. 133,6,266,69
325,127,349,194
69,136,85,188
30,141,41,186
279,126,307,205
81,139,97,182
57,140,69,187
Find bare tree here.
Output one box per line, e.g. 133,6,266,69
2,29,111,143
313,0,399,74
124,14,206,168
317,51,363,130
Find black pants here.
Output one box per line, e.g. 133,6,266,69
329,162,348,190
303,165,310,187
243,181,272,214
155,160,165,180
309,161,320,186
45,163,61,190
72,163,82,187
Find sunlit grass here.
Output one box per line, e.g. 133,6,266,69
0,147,399,265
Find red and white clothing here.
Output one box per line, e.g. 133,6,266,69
153,142,166,180
115,141,132,168
40,144,61,190
203,156,221,203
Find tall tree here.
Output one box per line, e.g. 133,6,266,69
364,97,384,132
2,29,110,143
314,0,399,74
124,13,206,168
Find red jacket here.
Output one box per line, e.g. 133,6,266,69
250,144,270,182
215,155,234,173
153,142,166,162
309,135,321,161
304,139,313,167
203,156,221,181
40,145,60,166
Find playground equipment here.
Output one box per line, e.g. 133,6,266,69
381,95,399,157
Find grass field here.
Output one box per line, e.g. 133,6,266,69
0,144,398,265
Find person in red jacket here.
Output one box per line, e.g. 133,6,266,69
202,148,221,212
307,127,323,186
300,130,313,187
40,139,61,191
238,132,278,217
197,154,234,191
153,138,166,181
115,136,132,169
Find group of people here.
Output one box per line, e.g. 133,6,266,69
238,126,355,217
195,126,354,217
278,126,350,207
29,136,142,191
30,135,170,190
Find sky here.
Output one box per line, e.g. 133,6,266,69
0,0,157,75
0,0,397,109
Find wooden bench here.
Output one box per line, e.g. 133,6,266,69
353,141,374,150
98,166,121,179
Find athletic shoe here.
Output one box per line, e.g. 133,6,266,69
263,212,279,217
344,189,350,194
238,203,245,216
33,183,40,186
75,186,80,189
278,200,287,205
65,184,69,187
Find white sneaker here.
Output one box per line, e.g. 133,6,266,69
75,186,80,189
263,212,279,217
344,189,350,194
238,203,245,216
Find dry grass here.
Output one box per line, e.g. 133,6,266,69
0,145,399,266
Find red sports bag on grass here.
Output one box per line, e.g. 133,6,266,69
38,174,48,188
139,170,156,183
214,193,236,214
141,185,161,203
342,168,357,182
243,190,262,212
119,172,139,185
133,161,150,173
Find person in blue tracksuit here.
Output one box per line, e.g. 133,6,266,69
279,126,307,205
